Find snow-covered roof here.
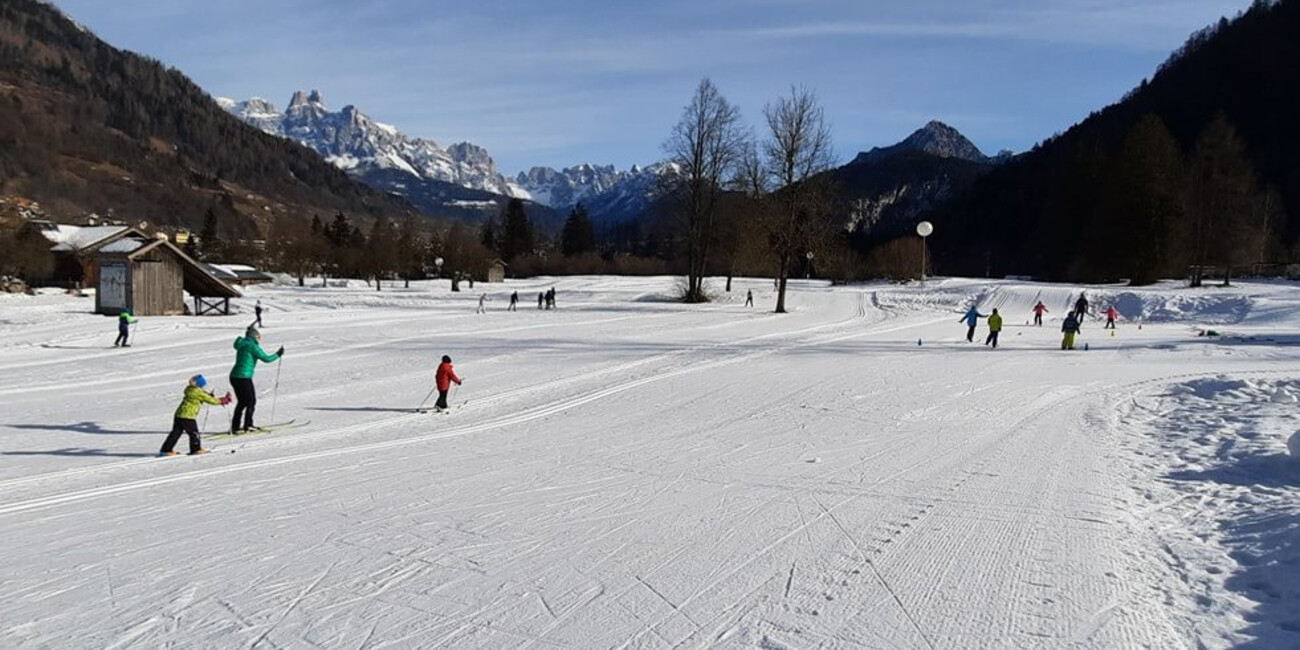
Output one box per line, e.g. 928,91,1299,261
205,263,273,280
98,238,147,254
42,225,131,252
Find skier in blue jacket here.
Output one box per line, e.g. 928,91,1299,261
959,306,986,343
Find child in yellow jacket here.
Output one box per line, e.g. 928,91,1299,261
160,375,231,456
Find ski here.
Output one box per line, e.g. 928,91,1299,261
206,419,309,440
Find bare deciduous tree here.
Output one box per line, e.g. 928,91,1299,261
662,78,746,303
759,86,835,313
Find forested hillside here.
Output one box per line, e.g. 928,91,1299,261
0,0,413,238
929,0,1298,283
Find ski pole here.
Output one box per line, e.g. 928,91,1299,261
129,321,138,346
416,386,437,412
270,358,283,425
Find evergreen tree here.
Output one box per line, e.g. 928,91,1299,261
1114,114,1187,285
479,218,499,253
560,203,596,257
499,198,535,263
198,207,219,261
1188,113,1258,286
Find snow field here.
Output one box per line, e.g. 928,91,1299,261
1,276,1298,648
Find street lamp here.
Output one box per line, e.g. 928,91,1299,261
434,257,444,280
916,221,933,283
806,251,814,279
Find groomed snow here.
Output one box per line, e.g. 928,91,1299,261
2,277,1298,648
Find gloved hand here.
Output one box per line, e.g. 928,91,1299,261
220,392,232,406
457,379,463,386
276,346,285,357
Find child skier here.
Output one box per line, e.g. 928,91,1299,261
1032,301,1048,326
959,306,986,342
985,308,1003,348
160,375,231,456
1073,293,1089,322
1104,306,1119,329
434,355,463,412
745,290,754,307
114,309,136,347
1061,312,1082,350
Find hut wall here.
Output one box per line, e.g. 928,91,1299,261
130,250,184,315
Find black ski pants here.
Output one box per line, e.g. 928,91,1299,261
1105,318,1116,329
230,377,257,432
985,331,1000,348
966,325,976,342
161,417,201,454
435,389,449,410
115,324,129,347
1033,313,1043,326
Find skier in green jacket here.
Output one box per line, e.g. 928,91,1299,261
114,310,136,347
160,374,231,456
229,327,283,434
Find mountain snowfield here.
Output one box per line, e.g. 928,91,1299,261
2,277,1298,648
218,92,661,217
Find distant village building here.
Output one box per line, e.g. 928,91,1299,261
204,263,275,286
30,221,151,287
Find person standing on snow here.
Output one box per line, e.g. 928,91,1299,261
1032,301,1048,326
1061,312,1082,350
959,306,986,343
434,355,462,412
160,374,231,456
985,308,1004,348
229,327,283,434
476,294,487,314
114,309,136,347
538,292,545,310
1104,306,1119,329
745,290,754,307
1073,293,1089,323
254,300,264,328
509,291,518,311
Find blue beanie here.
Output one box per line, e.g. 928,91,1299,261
193,374,207,388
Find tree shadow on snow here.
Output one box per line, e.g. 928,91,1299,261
1166,454,1300,647
5,422,155,435
2,448,155,458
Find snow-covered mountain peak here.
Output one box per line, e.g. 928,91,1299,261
221,92,516,196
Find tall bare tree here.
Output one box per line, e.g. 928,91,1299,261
662,78,746,303
760,86,835,313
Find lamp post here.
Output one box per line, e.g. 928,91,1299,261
805,251,814,280
916,221,933,283
434,257,444,285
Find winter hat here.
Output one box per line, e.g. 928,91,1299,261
442,355,452,364
246,327,260,339
192,374,207,388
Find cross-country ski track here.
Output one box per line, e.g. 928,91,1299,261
3,276,1299,648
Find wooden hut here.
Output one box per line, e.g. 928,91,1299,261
487,259,507,283
96,238,240,316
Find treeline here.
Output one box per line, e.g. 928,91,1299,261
929,0,1299,283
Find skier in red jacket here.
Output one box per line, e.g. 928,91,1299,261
1032,301,1049,326
435,355,462,411
1104,306,1119,329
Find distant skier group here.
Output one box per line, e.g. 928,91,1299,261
963,291,1121,351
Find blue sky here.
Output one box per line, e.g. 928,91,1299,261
53,0,1249,175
